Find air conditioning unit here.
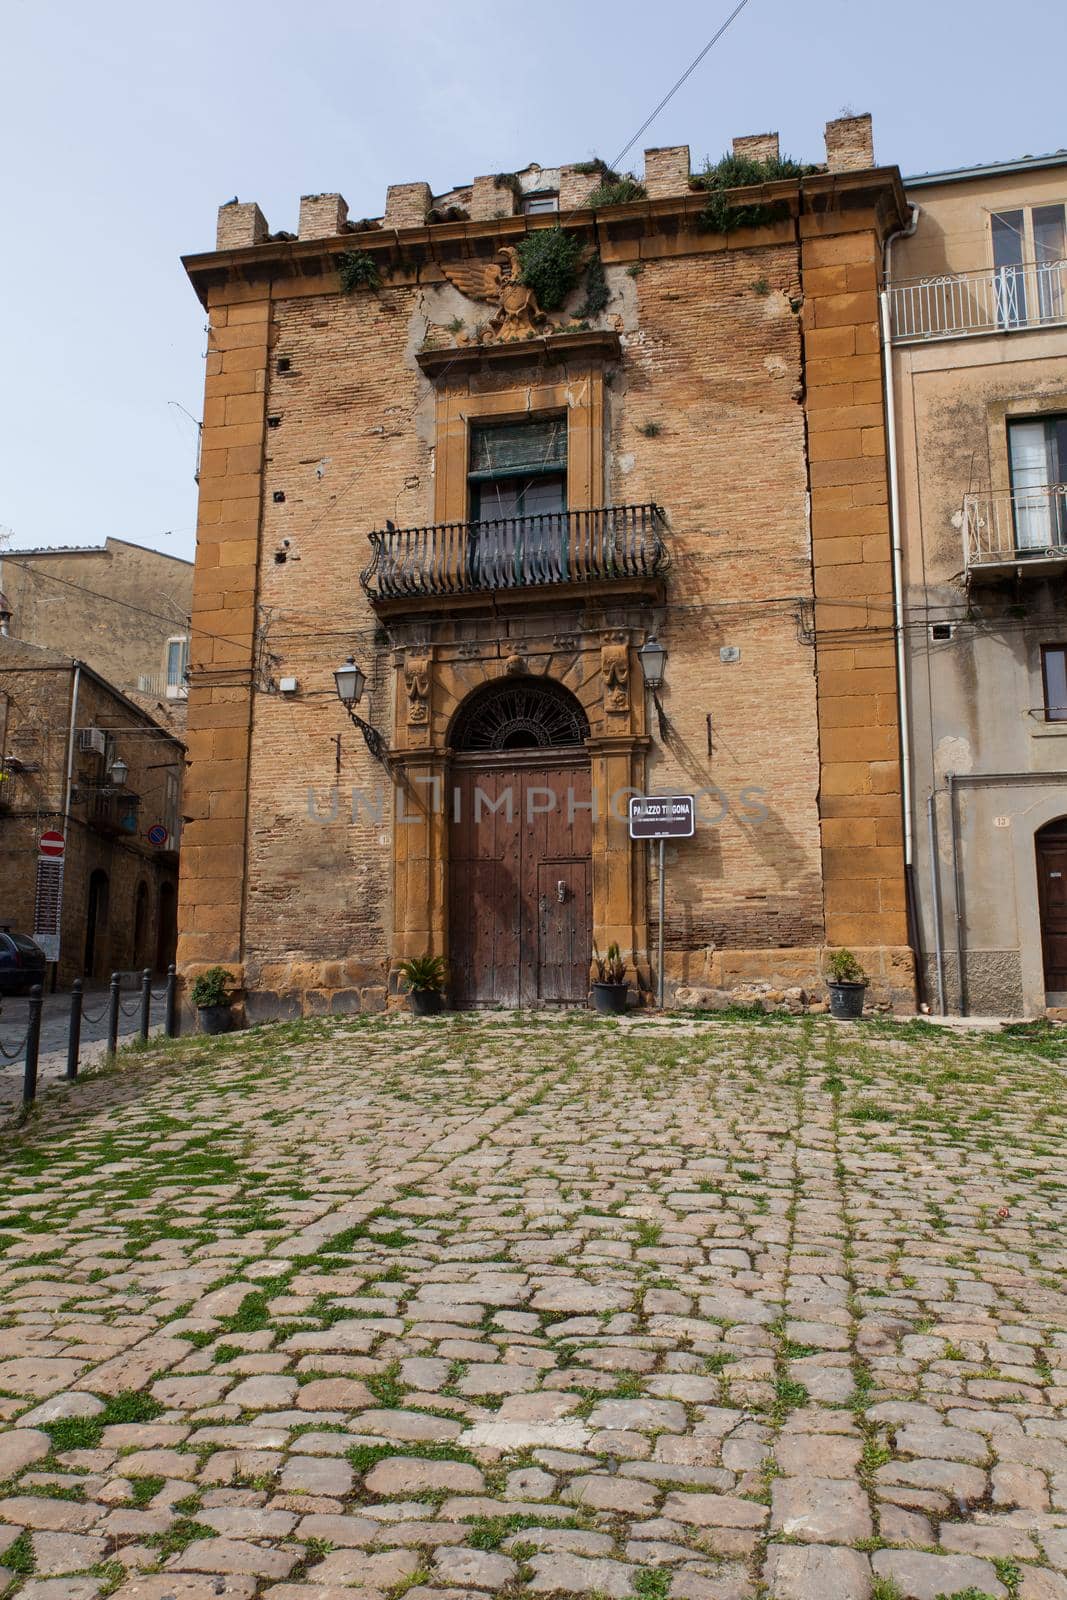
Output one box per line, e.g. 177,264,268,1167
78,727,107,756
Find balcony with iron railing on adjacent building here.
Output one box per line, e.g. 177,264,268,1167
359,504,668,607
889,261,1067,343
963,484,1067,576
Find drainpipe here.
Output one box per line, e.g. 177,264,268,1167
63,662,81,823
946,772,966,1015
927,791,946,1015
879,203,920,872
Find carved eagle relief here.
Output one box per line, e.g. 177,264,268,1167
438,246,548,342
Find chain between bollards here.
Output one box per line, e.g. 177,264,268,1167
22,984,43,1108
165,963,179,1038
139,968,152,1040
106,972,121,1059
66,979,83,1081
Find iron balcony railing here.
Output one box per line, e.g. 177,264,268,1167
964,485,1067,571
890,261,1067,342
360,504,667,600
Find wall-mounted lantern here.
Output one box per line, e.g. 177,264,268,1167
638,635,669,738
333,657,387,764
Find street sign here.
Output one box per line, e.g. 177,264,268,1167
628,796,696,1008
147,824,169,847
33,856,64,964
628,794,695,840
38,829,65,859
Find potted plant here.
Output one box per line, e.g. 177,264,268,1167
398,954,447,1017
826,948,867,1021
592,942,629,1015
191,966,235,1034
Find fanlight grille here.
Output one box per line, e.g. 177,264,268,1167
452,678,589,752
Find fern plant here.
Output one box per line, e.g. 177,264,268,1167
337,250,382,293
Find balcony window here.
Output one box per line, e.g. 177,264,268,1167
468,417,568,585
992,210,1027,328
1042,646,1067,722
165,634,189,698
1009,416,1067,553
1035,205,1067,321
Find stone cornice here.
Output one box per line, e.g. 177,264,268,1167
416,330,620,377
182,167,909,307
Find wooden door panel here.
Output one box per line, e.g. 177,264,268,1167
538,860,590,1002
1036,835,1067,991
450,760,591,1008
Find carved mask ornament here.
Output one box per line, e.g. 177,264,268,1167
602,640,630,713
404,653,431,724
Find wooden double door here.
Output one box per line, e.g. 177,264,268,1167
449,754,592,1008
1036,819,1067,993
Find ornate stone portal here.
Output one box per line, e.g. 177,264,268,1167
388,635,651,999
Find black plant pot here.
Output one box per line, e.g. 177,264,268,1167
592,981,629,1016
409,989,443,1017
197,1003,233,1035
828,981,866,1021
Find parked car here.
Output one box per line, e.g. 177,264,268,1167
0,930,47,995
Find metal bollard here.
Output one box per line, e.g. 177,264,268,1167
139,967,152,1041
165,963,179,1038
107,972,121,1059
66,978,83,1081
23,984,43,1108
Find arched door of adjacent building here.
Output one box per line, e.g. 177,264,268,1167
156,882,177,972
133,880,149,970
84,869,109,981
1036,818,1067,996
448,677,592,1008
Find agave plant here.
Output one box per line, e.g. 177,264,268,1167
593,942,627,985
397,954,448,993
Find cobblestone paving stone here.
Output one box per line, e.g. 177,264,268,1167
0,1010,1065,1600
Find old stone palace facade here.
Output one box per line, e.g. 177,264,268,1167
178,116,914,1018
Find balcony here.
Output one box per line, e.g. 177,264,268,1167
889,261,1067,343
964,485,1067,576
87,789,141,837
360,504,667,606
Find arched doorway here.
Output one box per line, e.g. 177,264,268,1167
1035,818,1067,997
84,869,109,981
156,882,177,972
448,677,593,1008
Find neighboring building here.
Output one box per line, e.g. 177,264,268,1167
0,538,192,727
888,152,1067,1016
178,115,916,1019
0,637,183,984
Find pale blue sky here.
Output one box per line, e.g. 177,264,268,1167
3,0,1064,564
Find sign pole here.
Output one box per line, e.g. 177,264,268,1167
658,836,666,1010
627,796,694,1014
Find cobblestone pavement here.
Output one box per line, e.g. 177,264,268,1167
0,1010,1065,1600
0,989,168,1118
